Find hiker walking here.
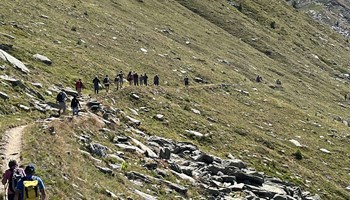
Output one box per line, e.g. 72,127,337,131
144,73,148,86
127,71,133,85
133,72,139,86
92,76,100,94
103,75,110,93
56,90,67,116
154,74,159,86
14,164,46,200
140,74,144,86
256,75,262,83
2,160,25,200
71,95,81,116
75,79,84,97
114,75,120,90
184,75,189,86
118,71,124,88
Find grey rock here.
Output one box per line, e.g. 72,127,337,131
149,136,175,149
107,154,125,162
130,137,157,158
33,54,52,65
113,136,129,143
222,175,236,184
19,105,30,111
169,162,182,173
63,88,78,97
173,142,198,154
191,108,201,115
171,170,196,184
0,33,15,39
289,139,302,147
179,166,195,177
134,189,157,200
126,116,141,126
127,171,152,183
0,75,22,86
131,93,140,100
89,143,109,158
193,153,214,164
154,114,164,121
105,189,118,199
0,65,5,70
305,194,321,200
194,77,204,83
115,143,143,153
320,148,331,154
185,130,204,138
143,163,157,170
159,147,171,159
108,163,122,170
156,169,168,177
96,166,113,175
31,82,43,88
0,49,29,73
163,180,188,195
0,91,9,100
222,159,247,169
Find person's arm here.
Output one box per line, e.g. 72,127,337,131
40,189,46,200
2,171,8,185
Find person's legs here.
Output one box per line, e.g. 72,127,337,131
8,193,15,200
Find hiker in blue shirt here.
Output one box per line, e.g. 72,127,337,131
14,164,46,200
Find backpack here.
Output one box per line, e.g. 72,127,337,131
56,92,63,102
103,77,109,84
9,169,24,193
22,176,40,200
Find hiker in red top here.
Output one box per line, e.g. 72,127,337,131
75,79,84,97
2,160,25,200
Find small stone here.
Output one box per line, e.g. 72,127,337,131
289,139,302,147
31,82,43,88
154,114,164,121
140,48,148,53
191,108,201,115
320,148,331,154
33,54,52,65
0,91,9,100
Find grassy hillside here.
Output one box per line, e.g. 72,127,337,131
1,0,350,199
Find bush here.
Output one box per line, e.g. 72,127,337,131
293,149,303,160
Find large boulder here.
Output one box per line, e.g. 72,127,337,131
33,54,52,65
0,49,29,73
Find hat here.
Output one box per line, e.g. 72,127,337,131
25,164,35,174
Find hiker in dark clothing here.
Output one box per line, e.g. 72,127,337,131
256,75,262,83
154,74,159,86
71,96,81,116
127,71,133,85
184,75,189,86
133,73,139,86
140,74,144,86
103,75,110,93
56,90,67,115
144,73,148,86
92,76,100,94
118,71,124,88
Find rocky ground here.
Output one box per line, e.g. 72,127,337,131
36,93,321,200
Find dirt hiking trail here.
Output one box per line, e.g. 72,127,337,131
0,125,27,196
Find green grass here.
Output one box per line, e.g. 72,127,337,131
1,0,350,199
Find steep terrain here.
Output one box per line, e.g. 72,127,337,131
1,0,350,199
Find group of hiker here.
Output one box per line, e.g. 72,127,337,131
2,160,46,200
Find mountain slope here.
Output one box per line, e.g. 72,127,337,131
1,0,350,199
